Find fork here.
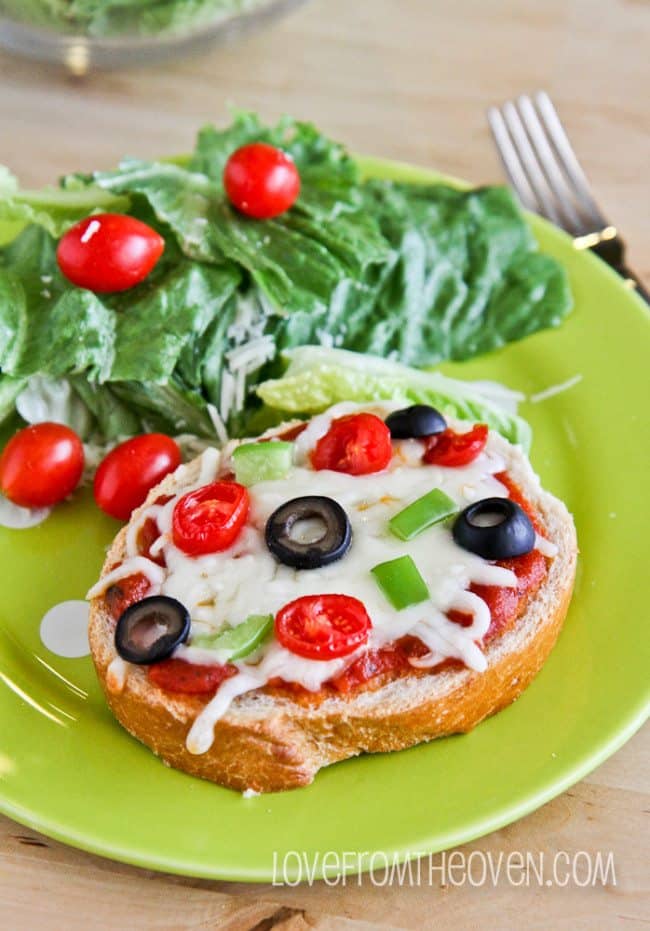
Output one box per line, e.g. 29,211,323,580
487,91,649,304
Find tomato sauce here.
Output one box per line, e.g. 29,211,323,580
105,499,171,618
136,517,166,567
105,573,151,621
271,422,308,442
495,471,543,534
147,658,237,694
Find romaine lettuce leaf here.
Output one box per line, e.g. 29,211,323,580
0,113,572,448
0,165,128,238
7,285,116,382
0,269,27,371
68,378,143,440
0,225,240,391
190,113,358,191
110,378,215,437
256,347,532,450
0,375,28,428
86,116,390,319
14,375,93,436
325,181,572,365
110,261,240,384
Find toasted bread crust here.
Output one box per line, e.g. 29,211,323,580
88,425,577,793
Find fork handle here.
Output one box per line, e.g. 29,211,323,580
612,265,650,305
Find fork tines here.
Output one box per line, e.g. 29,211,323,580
487,91,610,239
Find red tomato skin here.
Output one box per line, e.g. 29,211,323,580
423,424,488,467
172,481,250,556
94,434,181,521
57,213,164,293
148,658,237,695
310,413,393,475
275,594,371,660
0,422,84,508
223,143,301,219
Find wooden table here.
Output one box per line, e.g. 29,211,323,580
0,1,648,927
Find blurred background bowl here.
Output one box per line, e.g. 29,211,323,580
0,0,308,73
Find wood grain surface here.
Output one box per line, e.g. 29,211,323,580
0,0,648,928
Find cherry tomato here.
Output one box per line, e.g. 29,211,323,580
104,572,151,622
94,434,181,521
0,422,84,508
423,424,488,467
311,413,393,475
172,481,249,556
57,213,164,293
148,658,237,694
275,594,371,660
223,143,301,219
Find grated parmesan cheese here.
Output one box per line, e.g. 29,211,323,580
226,335,275,372
206,403,229,445
530,374,582,404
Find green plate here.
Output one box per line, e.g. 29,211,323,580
1,159,648,882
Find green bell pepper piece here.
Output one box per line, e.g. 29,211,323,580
389,487,457,541
232,440,293,486
371,555,429,610
192,613,273,660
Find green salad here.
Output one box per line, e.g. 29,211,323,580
0,0,267,38
0,112,572,451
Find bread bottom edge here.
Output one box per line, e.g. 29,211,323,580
96,575,572,793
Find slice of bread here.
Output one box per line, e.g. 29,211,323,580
88,424,577,793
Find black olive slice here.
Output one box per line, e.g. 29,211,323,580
385,405,447,439
452,497,536,560
265,495,352,570
115,595,191,665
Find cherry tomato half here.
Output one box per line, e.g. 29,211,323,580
275,594,371,660
311,413,393,475
172,481,249,556
148,658,237,694
223,143,301,219
94,434,181,521
0,422,84,508
423,424,488,468
57,213,164,293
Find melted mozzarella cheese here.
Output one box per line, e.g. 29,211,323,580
91,408,553,755
106,656,128,694
125,505,164,558
86,556,166,598
153,447,515,651
186,672,262,755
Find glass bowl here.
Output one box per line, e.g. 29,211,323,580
0,0,308,72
